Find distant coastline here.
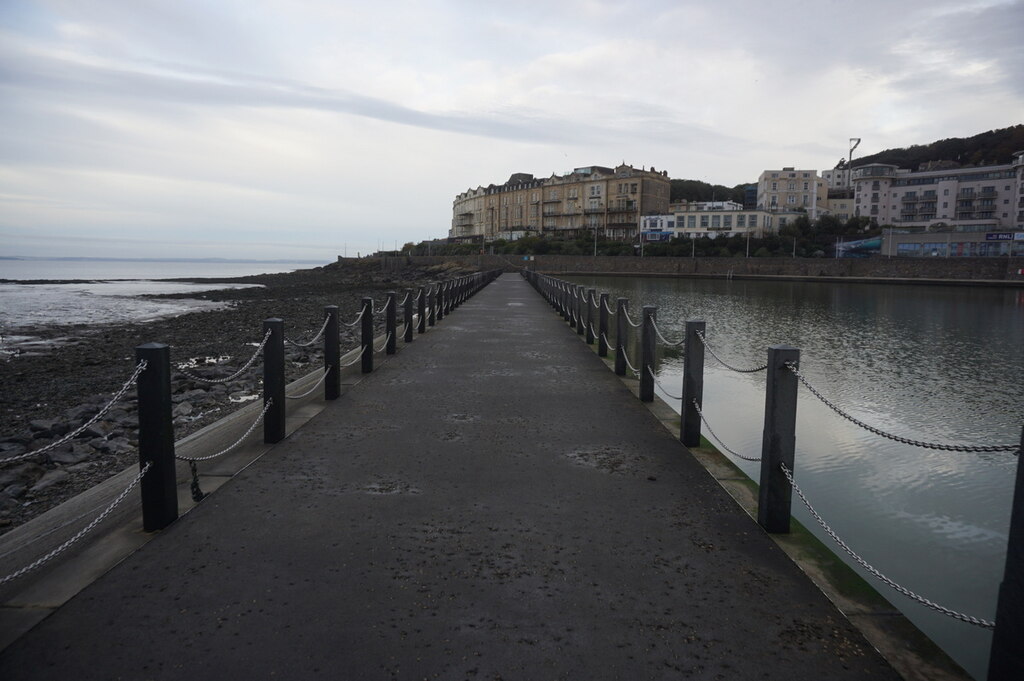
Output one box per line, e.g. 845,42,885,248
0,256,328,264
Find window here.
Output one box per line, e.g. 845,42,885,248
630,183,638,194
723,215,732,228
771,182,777,191
749,215,758,228
788,182,796,191
688,215,696,228
803,182,809,191
589,185,601,197
548,190,559,200
737,215,746,227
944,189,949,195
711,215,721,228
568,188,578,199
700,215,709,227
787,195,797,204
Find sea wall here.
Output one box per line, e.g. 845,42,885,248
374,254,1024,284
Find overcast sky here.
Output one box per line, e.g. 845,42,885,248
1,0,1022,261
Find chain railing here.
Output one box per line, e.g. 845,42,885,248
285,315,330,347
1,360,148,465
651,318,685,347
341,306,365,328
697,330,768,373
0,462,151,586
787,362,1019,454
620,308,643,329
780,461,994,629
693,399,761,462
286,369,331,400
176,329,273,384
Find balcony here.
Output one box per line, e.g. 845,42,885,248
957,190,976,199
542,198,561,203
901,195,918,203
583,207,605,214
978,189,997,198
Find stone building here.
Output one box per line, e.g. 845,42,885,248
450,164,671,242
756,168,828,219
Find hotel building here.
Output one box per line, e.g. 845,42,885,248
450,164,671,242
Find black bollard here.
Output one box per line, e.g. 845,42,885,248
598,293,609,357
585,289,596,344
263,318,286,443
360,298,373,374
386,292,397,355
988,426,1024,680
403,289,414,343
758,345,800,533
680,321,706,447
417,286,426,334
324,306,340,400
639,306,656,402
135,343,178,531
615,298,629,377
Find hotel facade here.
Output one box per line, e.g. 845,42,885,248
450,164,671,242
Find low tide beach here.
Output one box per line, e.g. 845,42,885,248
0,258,480,533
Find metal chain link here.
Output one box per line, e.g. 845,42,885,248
339,344,369,367
177,329,272,385
621,308,643,329
286,368,331,400
697,330,768,373
176,400,272,462
285,315,330,347
651,318,686,347
786,363,1019,453
1,360,148,465
780,461,994,629
622,353,640,378
0,462,151,586
647,366,682,400
375,333,392,353
693,399,761,461
341,307,366,328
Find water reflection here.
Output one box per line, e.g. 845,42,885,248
569,275,1023,679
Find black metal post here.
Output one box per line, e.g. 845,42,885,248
385,291,397,355
437,282,446,321
680,321,706,447
758,345,800,533
585,288,596,344
360,298,373,374
615,298,628,377
135,343,178,531
988,426,1024,680
562,284,571,322
428,284,437,327
576,287,586,336
598,293,609,357
417,286,426,334
324,306,340,400
639,306,656,402
403,289,414,343
263,318,286,443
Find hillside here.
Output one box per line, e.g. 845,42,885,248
853,124,1024,170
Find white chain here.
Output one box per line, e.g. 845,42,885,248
177,400,272,461
780,461,995,629
693,399,761,461
177,329,272,385
647,366,683,400
339,344,369,368
651,319,686,347
375,333,392,353
0,462,151,586
285,315,330,347
622,353,640,378
286,368,331,400
1,360,148,464
621,308,643,329
342,307,366,328
696,330,768,373
786,363,1018,453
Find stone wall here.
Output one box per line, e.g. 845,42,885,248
395,254,1024,283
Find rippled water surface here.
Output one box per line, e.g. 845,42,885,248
568,275,1024,679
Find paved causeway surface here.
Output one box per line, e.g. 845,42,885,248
0,274,899,680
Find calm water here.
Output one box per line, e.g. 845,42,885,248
568,275,1024,679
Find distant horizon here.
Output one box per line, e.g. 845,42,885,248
0,255,332,264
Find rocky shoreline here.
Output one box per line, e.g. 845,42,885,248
0,258,483,534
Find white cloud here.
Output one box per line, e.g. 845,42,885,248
0,0,1021,259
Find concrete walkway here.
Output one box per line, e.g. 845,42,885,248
0,274,900,680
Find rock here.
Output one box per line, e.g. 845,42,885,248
174,389,208,404
65,404,99,424
173,401,194,418
48,443,94,465
82,422,112,439
0,443,27,458
30,469,70,493
3,483,27,499
0,462,45,487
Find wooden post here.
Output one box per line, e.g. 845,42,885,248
758,345,800,533
135,343,178,531
680,321,706,447
403,289,414,343
988,426,1024,680
598,293,609,357
263,318,286,443
360,298,373,374
639,306,657,402
385,291,397,355
324,306,340,400
615,298,628,377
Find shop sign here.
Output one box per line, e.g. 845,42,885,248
985,233,1013,241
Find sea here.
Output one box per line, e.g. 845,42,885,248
0,258,327,337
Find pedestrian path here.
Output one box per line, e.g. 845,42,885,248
0,274,900,680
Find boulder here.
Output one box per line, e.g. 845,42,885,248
30,469,70,493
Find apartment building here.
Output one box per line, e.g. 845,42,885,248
641,202,802,241
756,168,828,219
852,151,1024,232
450,164,671,242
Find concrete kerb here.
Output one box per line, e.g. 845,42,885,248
0,327,404,651
548,283,972,681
